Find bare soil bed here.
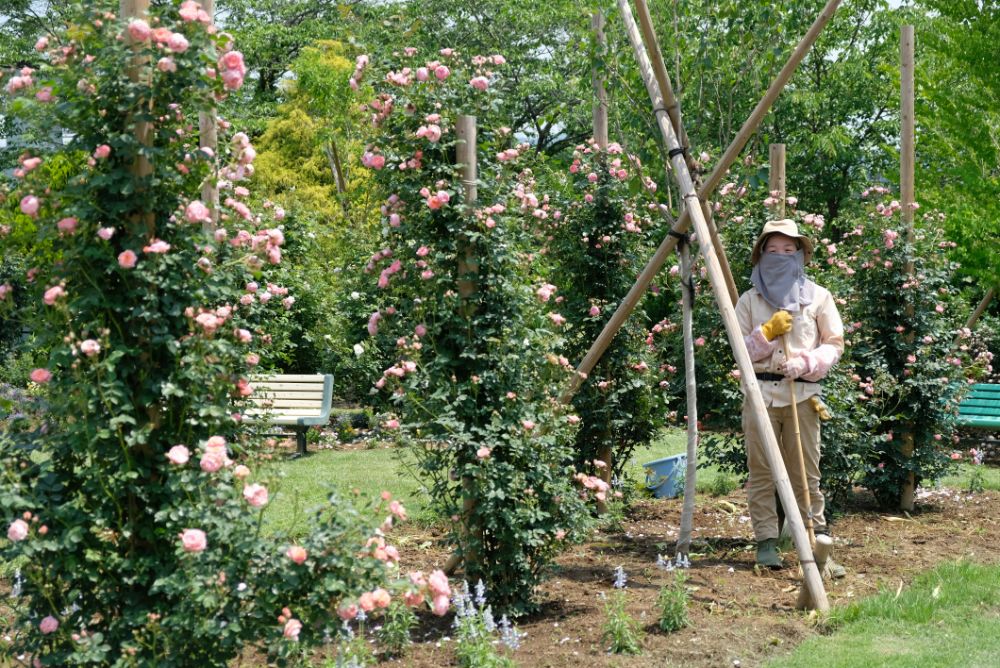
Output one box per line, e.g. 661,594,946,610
376,484,999,668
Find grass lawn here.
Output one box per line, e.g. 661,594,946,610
766,560,1000,668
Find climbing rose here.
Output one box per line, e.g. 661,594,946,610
79,339,101,357
180,529,207,552
243,483,269,508
39,616,59,634
7,519,29,542
286,545,308,564
127,19,151,42
469,76,489,91
93,144,111,159
166,445,190,465
185,200,211,223
19,195,40,217
118,250,138,269
29,368,51,384
282,618,302,641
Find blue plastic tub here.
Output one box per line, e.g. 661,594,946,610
643,453,687,499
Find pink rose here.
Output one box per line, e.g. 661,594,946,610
35,36,49,51
93,144,111,159
167,32,189,53
97,227,115,240
80,339,101,357
431,594,450,616
144,239,171,254
200,453,223,473
428,569,451,598
434,65,450,80
694,337,706,347
358,592,375,611
476,446,491,460
286,545,307,564
118,250,138,269
283,618,302,641
185,200,211,223
371,588,392,609
180,528,207,552
166,445,190,465
157,57,177,73
233,464,251,479
43,285,65,305
179,1,201,22
416,67,429,81
221,69,244,90
337,604,359,620
383,418,400,430
221,50,247,74
57,217,78,235
589,305,600,317
29,368,51,384
243,483,269,508
127,19,151,42
522,420,536,431
367,311,381,336
7,519,29,541
39,616,59,634
20,195,40,217
469,76,489,91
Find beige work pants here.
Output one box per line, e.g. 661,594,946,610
743,399,826,541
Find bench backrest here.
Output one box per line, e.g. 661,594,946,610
958,384,1000,429
250,374,332,417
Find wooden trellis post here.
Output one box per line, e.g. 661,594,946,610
563,0,844,403
121,0,154,238
899,25,917,511
619,0,828,611
769,143,786,217
591,11,614,513
199,0,219,228
676,236,698,558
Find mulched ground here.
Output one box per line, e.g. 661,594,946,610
374,483,1000,668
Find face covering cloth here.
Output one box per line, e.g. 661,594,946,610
750,249,816,312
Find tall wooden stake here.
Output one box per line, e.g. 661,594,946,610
633,0,738,307
592,11,613,512
563,0,843,402
620,0,828,611
965,287,996,332
445,116,480,575
899,25,917,511
676,238,698,558
769,143,787,218
121,0,153,236
199,0,219,228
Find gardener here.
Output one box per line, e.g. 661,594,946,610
735,219,846,576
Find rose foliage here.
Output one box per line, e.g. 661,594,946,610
0,3,446,665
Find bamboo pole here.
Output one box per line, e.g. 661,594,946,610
620,0,828,611
899,25,917,511
633,0,738,307
965,287,996,331
769,143,787,218
444,115,480,576
199,0,218,229
562,0,843,402
592,11,613,513
676,237,698,558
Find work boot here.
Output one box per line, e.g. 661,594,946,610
756,538,783,569
823,556,847,579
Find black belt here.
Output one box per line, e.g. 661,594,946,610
755,372,817,384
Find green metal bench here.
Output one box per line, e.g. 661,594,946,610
956,384,1000,430
244,374,334,455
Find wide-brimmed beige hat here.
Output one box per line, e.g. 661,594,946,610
750,219,814,265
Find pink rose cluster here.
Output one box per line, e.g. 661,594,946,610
219,49,247,91
349,54,370,91
574,472,611,503
5,65,34,94
179,1,212,24
199,435,232,473
362,149,386,170
375,360,417,390
396,569,451,616
186,303,234,336
420,186,450,210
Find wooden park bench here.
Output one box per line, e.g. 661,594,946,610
245,374,334,455
957,383,1000,460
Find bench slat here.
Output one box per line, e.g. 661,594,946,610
245,408,325,417
251,374,326,382
253,382,325,392
255,400,325,409
957,384,1000,431
253,390,326,400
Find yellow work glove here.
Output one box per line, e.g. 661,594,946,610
760,310,793,341
810,396,833,421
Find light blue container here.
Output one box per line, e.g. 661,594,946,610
643,454,687,498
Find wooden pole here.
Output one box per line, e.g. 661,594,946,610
769,143,787,218
445,115,480,576
633,0,739,307
899,25,917,512
592,12,613,512
121,0,153,189
563,0,843,402
199,0,219,229
676,237,698,558
965,287,996,331
592,11,609,150
620,0,828,611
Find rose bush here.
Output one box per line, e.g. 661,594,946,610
356,47,596,615
0,3,445,665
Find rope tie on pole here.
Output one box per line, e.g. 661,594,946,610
668,146,688,159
